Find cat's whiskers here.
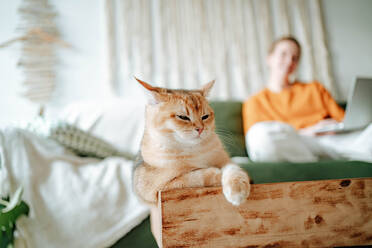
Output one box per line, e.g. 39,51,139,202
214,128,241,150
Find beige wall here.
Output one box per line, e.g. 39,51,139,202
322,0,372,100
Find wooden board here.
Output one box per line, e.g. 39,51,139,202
151,178,372,248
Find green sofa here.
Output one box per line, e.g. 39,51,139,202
112,101,372,248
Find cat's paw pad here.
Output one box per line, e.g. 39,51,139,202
222,164,250,206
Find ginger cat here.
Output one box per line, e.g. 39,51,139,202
133,78,250,206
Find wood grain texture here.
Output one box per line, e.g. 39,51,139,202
151,178,372,248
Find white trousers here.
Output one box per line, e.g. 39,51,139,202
245,121,372,163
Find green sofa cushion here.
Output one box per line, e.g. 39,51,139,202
112,160,372,248
209,101,248,157
111,217,155,248
241,160,372,184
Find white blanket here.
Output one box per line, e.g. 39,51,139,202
246,122,372,163
0,128,149,248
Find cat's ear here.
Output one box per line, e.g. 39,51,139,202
200,80,215,97
135,77,164,105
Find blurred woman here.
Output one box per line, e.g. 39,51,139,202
242,36,371,162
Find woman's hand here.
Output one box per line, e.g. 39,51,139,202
298,118,339,136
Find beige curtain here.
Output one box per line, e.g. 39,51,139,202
105,0,338,100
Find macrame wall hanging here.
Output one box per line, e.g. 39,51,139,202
0,0,70,116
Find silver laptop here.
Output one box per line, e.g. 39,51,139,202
314,77,372,134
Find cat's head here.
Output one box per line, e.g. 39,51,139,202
136,78,216,145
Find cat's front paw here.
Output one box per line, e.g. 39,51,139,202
222,163,251,206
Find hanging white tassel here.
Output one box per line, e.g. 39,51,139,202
294,0,316,82
107,0,336,100
309,0,339,100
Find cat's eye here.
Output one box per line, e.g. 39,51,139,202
202,114,209,120
177,115,190,121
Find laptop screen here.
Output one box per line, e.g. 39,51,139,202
343,77,372,129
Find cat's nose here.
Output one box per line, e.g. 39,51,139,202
196,127,204,135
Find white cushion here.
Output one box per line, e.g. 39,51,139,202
58,97,146,155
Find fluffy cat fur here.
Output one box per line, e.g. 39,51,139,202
133,78,250,206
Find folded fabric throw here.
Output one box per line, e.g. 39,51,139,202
19,117,136,160
0,127,149,248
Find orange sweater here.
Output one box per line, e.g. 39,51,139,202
242,81,345,134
